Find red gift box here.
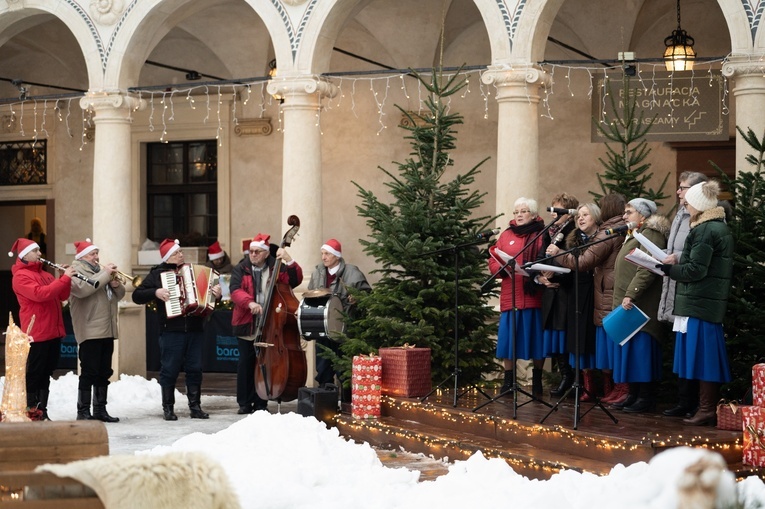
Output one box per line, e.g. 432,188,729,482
742,406,765,466
379,346,432,397
351,355,382,420
754,364,765,407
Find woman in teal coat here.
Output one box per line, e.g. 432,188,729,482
660,180,733,426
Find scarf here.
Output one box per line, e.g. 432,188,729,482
509,218,544,295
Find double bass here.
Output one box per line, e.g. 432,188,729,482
253,215,307,402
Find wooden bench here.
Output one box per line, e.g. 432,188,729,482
0,420,108,507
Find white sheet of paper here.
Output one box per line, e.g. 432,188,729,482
633,231,667,261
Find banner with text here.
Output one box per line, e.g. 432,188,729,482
591,71,727,142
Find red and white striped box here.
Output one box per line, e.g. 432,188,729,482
742,406,765,466
351,354,382,420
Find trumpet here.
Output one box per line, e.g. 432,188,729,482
40,258,100,289
101,264,142,288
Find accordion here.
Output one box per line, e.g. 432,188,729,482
160,264,220,318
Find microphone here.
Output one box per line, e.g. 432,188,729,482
551,232,564,246
546,206,578,215
604,222,638,235
476,228,501,239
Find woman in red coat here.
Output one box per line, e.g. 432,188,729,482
10,238,75,420
488,198,546,396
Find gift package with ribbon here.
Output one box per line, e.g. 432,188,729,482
351,354,382,420
379,344,432,398
717,400,750,431
741,364,765,466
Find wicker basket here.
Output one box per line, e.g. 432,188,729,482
717,401,748,431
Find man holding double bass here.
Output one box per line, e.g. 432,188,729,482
230,233,303,414
307,238,371,387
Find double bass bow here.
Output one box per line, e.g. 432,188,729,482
253,215,307,402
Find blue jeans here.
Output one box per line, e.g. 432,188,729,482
159,331,203,388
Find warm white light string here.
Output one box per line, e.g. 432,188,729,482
0,57,742,145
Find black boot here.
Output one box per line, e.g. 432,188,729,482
532,368,544,398
92,386,119,423
162,385,178,421
187,385,209,419
550,362,574,397
499,369,514,395
623,382,656,413
77,388,92,421
662,378,699,417
38,389,52,421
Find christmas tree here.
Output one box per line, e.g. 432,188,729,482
329,68,499,388
714,127,765,398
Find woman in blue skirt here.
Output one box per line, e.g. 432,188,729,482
611,198,670,413
489,197,547,397
658,180,733,426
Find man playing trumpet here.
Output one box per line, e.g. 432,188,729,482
9,238,75,420
68,239,124,422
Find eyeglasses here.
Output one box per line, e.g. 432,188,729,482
677,185,691,191
623,209,637,216
249,250,265,255
513,209,531,216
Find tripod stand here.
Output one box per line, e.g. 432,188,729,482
419,238,493,407
538,235,619,429
472,223,554,417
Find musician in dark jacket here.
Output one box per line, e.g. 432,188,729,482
307,238,371,387
132,238,221,421
230,233,303,414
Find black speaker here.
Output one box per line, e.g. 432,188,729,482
297,385,339,426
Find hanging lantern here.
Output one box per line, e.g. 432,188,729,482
663,0,696,71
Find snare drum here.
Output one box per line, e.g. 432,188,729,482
297,294,344,341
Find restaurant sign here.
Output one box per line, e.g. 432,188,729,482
591,71,727,142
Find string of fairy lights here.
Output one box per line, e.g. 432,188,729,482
0,56,746,148
334,394,745,479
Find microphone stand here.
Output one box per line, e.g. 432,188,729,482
419,237,494,407
472,218,557,416
536,233,621,429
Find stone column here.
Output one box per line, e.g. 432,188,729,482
482,66,550,221
722,58,765,173
267,77,337,273
267,77,336,387
79,92,146,377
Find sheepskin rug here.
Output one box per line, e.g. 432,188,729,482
37,451,241,509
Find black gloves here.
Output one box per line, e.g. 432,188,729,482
656,264,672,276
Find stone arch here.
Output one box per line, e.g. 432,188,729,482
0,1,101,89
101,0,292,89
293,0,521,75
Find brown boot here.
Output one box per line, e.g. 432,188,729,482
683,381,718,426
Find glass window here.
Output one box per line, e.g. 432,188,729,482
146,141,217,245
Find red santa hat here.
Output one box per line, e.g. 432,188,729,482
159,238,181,262
241,238,250,255
321,239,342,258
74,238,99,260
208,241,224,261
249,234,270,252
8,238,39,259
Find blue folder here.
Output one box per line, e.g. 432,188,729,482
602,304,650,346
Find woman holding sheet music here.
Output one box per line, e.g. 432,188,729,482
488,197,547,397
548,194,628,403
658,180,733,426
538,193,579,398
610,198,670,413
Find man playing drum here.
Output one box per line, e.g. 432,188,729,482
307,239,371,387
